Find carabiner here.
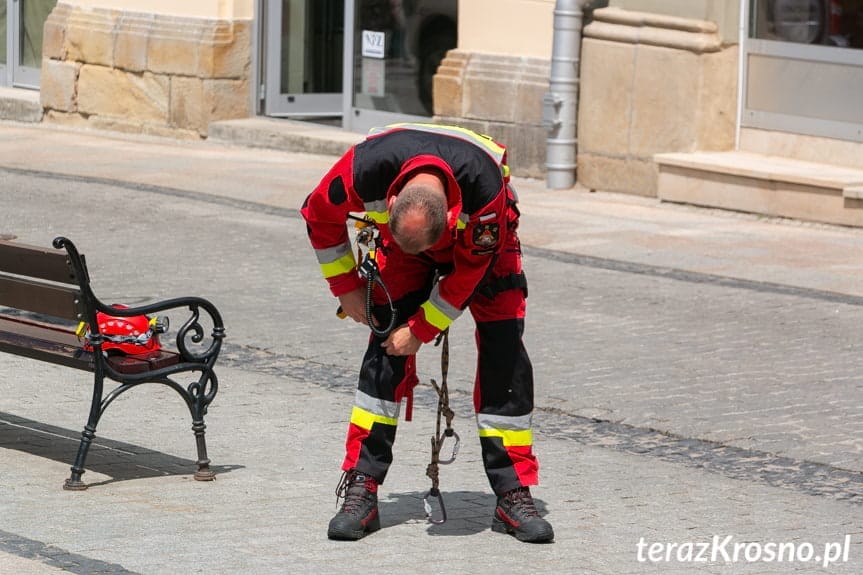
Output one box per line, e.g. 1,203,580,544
437,429,460,465
423,487,447,524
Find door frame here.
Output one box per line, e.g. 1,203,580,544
1,0,9,85
258,0,442,129
262,0,343,117
4,0,46,88
340,0,431,134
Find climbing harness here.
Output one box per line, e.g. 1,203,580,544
423,328,460,524
336,214,398,338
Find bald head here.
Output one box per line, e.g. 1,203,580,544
389,171,448,254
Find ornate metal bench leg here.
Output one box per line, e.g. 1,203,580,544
65,370,105,491
64,424,96,490
192,419,215,481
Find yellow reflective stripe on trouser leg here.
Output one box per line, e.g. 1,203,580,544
478,428,533,447
350,405,398,430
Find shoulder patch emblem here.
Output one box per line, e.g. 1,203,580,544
473,223,499,249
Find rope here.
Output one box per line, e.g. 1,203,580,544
423,328,459,524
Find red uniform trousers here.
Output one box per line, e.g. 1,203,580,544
341,198,539,496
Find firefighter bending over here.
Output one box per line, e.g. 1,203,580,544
300,123,554,543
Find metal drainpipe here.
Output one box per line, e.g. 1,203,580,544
544,0,586,190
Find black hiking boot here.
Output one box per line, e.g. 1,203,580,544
492,486,554,543
327,469,381,540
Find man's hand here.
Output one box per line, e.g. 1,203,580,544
338,288,379,326
381,324,422,356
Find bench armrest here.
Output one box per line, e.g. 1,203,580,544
96,298,225,364
52,236,225,366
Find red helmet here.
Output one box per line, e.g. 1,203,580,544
79,305,164,357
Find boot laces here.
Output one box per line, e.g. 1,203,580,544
334,470,376,513
504,487,539,518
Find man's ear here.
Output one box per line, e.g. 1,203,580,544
387,195,397,211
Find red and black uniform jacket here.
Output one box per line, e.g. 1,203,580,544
301,123,511,343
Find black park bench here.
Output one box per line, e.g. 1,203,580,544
0,236,225,490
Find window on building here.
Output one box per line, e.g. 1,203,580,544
752,0,863,48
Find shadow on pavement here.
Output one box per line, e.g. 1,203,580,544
379,490,550,537
0,411,242,487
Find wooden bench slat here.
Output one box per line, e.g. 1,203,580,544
106,351,181,374
0,316,180,375
0,241,77,284
0,315,80,346
0,273,82,321
0,328,94,372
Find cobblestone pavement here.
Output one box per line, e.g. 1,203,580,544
0,125,861,573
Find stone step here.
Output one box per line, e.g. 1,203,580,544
0,87,43,123
655,151,863,227
207,117,362,157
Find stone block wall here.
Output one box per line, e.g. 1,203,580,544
433,50,550,179
40,3,251,139
577,7,737,196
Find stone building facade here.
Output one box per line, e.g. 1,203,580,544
576,6,738,197
13,0,863,226
577,0,863,227
40,2,252,138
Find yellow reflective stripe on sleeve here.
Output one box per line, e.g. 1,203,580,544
363,199,387,212
365,211,389,225
478,428,533,447
421,300,453,331
362,200,388,225
350,405,398,430
319,252,356,279
457,212,468,230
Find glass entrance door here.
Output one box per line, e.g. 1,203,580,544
2,0,57,88
346,0,457,133
264,0,344,116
